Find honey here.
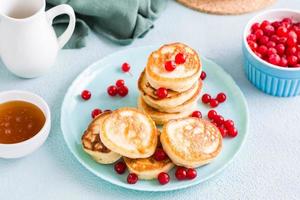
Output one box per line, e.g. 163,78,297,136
0,101,45,144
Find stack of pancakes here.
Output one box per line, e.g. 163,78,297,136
138,43,203,125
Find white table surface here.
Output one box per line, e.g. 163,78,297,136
1,1,300,199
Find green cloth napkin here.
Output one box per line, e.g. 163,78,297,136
46,0,168,48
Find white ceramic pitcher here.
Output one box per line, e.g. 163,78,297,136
0,0,76,78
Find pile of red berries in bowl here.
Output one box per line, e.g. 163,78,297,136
243,9,300,97
247,17,300,67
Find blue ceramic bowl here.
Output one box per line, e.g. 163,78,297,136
243,9,300,97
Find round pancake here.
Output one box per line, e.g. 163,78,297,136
160,117,222,168
100,108,158,159
138,70,203,113
138,96,196,125
124,155,174,180
81,112,121,164
145,43,202,92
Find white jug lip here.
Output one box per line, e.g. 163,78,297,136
0,0,45,22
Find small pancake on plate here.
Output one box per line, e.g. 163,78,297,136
138,70,203,113
124,153,174,180
137,96,196,125
160,117,222,168
145,43,202,92
81,111,121,164
100,108,158,159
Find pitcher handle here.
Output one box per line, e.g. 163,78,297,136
46,4,76,49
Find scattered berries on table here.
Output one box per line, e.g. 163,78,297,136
186,168,197,180
114,161,127,174
175,167,187,180
127,173,138,184
91,108,102,118
191,110,202,118
107,85,118,96
121,62,131,72
157,172,170,185
200,71,207,80
81,90,91,100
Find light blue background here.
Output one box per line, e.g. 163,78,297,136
0,1,299,199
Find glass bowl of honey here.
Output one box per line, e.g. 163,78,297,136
0,90,51,158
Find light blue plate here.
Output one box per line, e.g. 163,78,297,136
61,46,249,192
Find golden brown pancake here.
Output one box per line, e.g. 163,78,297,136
138,70,203,113
81,112,121,164
160,117,222,168
100,108,158,159
145,43,202,92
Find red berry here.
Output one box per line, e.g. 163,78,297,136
276,44,285,55
116,79,125,87
121,62,131,72
156,87,168,99
175,53,186,64
287,36,297,47
282,17,292,25
200,71,207,80
186,168,197,180
248,41,258,50
282,21,292,29
107,85,118,96
201,94,211,104
247,34,257,42
118,85,129,97
271,21,281,29
224,120,234,129
288,31,297,39
165,60,176,71
254,29,264,39
286,47,297,55
216,92,227,103
267,48,277,57
214,115,224,126
255,51,262,58
207,110,217,120
191,111,202,118
279,37,287,44
209,99,219,108
266,41,276,48
261,20,270,29
228,127,238,138
258,36,269,45
91,109,102,118
153,148,168,161
157,172,170,185
257,45,268,56
114,161,127,174
287,55,298,66
175,167,187,180
127,173,138,184
268,54,281,65
279,57,288,67
277,26,288,37
263,25,275,36
270,35,280,43
251,22,260,32
81,90,91,100
218,126,228,138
